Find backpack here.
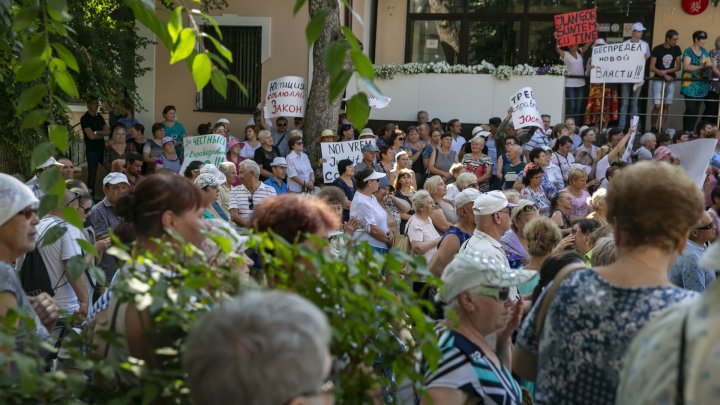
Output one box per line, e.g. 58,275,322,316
19,226,56,297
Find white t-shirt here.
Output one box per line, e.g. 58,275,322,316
35,216,84,313
564,51,586,88
350,192,389,249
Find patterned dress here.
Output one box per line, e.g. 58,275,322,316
516,270,697,405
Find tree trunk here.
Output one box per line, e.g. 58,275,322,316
305,0,343,169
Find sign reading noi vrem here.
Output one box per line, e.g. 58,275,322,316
590,43,646,84
554,9,597,47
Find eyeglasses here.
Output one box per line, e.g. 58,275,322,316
17,206,39,220
476,286,511,302
64,192,81,207
80,206,92,214
248,196,254,210
397,137,406,141
277,123,287,127
695,222,714,230
295,141,303,145
520,204,538,213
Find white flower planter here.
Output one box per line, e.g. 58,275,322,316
347,73,567,124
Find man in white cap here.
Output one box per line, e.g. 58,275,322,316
25,157,62,199
0,174,59,343
460,190,516,266
618,22,651,130
89,172,130,281
34,189,89,318
264,157,288,195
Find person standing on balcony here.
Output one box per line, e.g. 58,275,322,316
555,38,591,127
161,105,187,159
618,23,651,131
649,29,682,132
81,97,110,196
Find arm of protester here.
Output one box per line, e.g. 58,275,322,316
497,299,523,367
28,293,59,331
142,143,156,164
649,56,661,76
391,195,411,213
65,259,89,318
580,40,592,54
683,54,704,72
429,207,451,234
427,149,450,179
427,235,459,277
606,128,634,162
477,164,493,183
230,208,251,228
553,33,565,58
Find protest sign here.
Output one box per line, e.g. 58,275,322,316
179,134,227,175
621,116,640,163
510,87,543,129
264,76,305,118
590,43,646,83
321,139,377,183
667,139,718,188
368,95,392,109
554,9,597,47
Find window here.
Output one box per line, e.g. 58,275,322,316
199,25,262,114
406,0,655,66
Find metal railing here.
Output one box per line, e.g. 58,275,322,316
563,75,720,133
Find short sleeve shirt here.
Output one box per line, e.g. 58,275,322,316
651,44,682,78
80,112,107,153
516,270,697,405
228,182,277,225
163,121,186,155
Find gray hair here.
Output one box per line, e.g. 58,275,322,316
455,172,477,191
423,175,445,195
258,129,272,141
418,123,429,132
640,132,656,146
185,291,331,405
219,161,236,174
411,190,432,211
239,160,260,178
502,189,521,204
590,235,616,267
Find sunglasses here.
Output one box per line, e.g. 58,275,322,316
248,196,254,210
519,204,538,213
476,286,511,302
277,123,287,127
695,222,714,230
397,137,406,141
17,206,39,220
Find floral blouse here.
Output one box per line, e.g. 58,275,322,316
516,270,697,405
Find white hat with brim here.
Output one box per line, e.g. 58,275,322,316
37,157,60,170
454,188,481,210
363,171,387,182
199,164,227,184
632,22,646,31
359,128,376,138
270,157,288,167
439,250,537,303
103,172,129,186
473,190,517,216
216,118,230,125
195,173,225,189
0,173,39,227
471,126,491,139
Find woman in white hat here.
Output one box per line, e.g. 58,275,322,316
195,168,229,222
421,250,534,404
349,168,393,254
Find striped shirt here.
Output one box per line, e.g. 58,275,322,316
524,130,552,151
228,182,276,223
423,325,522,405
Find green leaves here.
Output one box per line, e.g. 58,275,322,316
191,53,212,91
66,255,86,283
16,84,46,115
346,93,370,132
48,125,68,152
171,28,196,64
51,42,79,72
210,69,227,98
21,109,49,130
50,58,78,98
306,10,328,45
168,6,183,43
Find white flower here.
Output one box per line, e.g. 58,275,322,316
374,61,566,80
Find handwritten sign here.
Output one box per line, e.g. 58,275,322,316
621,116,640,163
510,87,543,129
179,134,227,175
321,139,377,183
368,95,392,109
590,43,646,83
554,9,597,47
264,76,305,118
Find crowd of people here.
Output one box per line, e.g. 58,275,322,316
3,88,720,404
559,24,720,135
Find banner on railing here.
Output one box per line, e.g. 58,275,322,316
510,87,543,129
590,43,646,83
321,139,377,183
554,9,597,47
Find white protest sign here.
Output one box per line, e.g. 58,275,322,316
590,43,646,84
621,116,640,163
368,95,392,109
510,87,543,129
667,139,718,188
321,139,377,183
179,134,227,174
264,76,305,118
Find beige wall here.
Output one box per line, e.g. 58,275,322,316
374,0,406,65
153,1,311,137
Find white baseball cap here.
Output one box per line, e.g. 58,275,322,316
103,172,129,186
473,190,517,216
454,188,481,210
632,22,646,32
363,171,386,182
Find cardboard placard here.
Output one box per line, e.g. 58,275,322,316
321,139,377,183
667,139,718,188
368,95,392,109
510,87,543,129
590,43,646,83
554,9,598,47
264,76,306,118
179,134,227,174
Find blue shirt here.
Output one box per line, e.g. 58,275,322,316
669,240,716,292
263,177,288,194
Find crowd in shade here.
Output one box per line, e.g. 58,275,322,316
3,85,720,404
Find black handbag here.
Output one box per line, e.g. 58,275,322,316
19,233,55,297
